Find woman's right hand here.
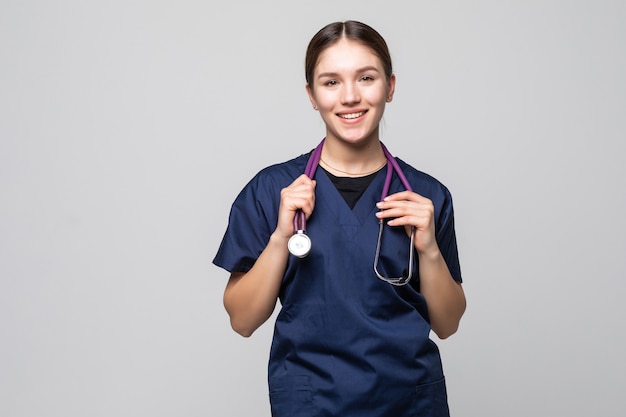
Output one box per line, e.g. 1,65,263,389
225,174,317,337
275,174,316,240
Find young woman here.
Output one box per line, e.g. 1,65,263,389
214,20,466,417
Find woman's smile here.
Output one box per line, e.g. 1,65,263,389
337,110,366,120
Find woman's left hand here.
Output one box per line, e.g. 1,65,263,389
376,190,466,339
375,190,438,256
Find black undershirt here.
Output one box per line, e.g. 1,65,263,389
320,166,382,209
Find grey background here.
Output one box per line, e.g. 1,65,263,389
1,0,625,416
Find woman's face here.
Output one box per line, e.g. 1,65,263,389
307,38,395,147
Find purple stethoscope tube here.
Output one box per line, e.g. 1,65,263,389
289,138,416,286
291,140,324,234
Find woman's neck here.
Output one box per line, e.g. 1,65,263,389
320,136,386,177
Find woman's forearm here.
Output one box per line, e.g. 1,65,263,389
418,249,466,339
223,232,290,337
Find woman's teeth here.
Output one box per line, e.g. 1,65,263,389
339,112,364,119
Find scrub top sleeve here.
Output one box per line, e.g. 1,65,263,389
436,188,463,283
213,174,277,273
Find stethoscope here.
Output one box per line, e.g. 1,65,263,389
288,138,415,286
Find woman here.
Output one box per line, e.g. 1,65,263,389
214,20,466,417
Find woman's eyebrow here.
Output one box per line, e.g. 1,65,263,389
316,66,381,79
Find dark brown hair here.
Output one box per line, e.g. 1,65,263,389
305,21,393,90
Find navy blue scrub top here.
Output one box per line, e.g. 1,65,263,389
214,151,462,417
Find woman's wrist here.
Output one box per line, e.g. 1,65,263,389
269,230,291,248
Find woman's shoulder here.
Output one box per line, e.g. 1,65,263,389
395,157,453,199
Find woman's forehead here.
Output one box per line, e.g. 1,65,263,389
315,39,382,74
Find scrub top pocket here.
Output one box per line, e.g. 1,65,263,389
269,375,316,417
411,377,450,417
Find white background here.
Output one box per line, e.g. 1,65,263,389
1,1,625,416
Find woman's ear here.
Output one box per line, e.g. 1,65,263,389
386,74,397,102
305,83,318,110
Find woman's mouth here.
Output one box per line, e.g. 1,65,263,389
338,111,365,119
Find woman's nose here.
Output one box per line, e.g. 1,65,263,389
340,83,361,105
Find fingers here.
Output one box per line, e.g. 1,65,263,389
375,190,438,253
380,190,429,204
375,191,434,226
281,174,316,217
275,175,316,238
375,205,432,228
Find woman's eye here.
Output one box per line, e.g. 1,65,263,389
324,80,337,86
361,75,374,82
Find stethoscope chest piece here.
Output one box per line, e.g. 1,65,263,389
288,231,311,258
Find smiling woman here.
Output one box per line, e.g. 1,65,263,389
213,20,466,417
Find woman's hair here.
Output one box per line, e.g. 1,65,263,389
305,21,393,90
